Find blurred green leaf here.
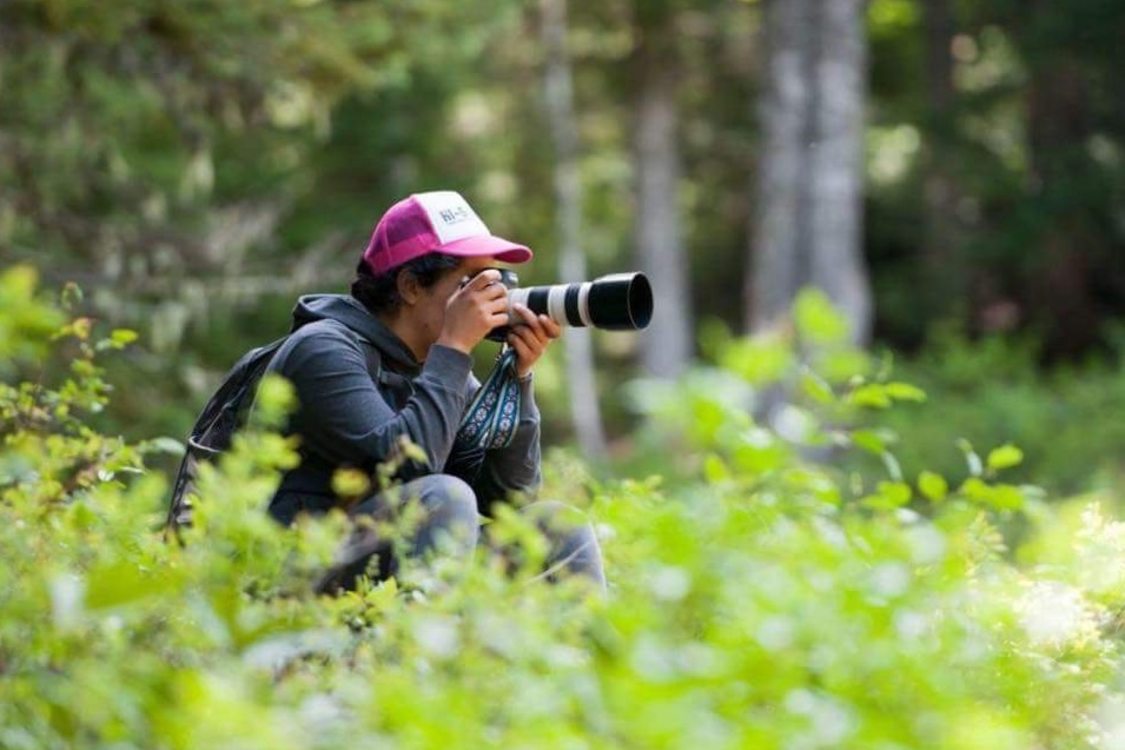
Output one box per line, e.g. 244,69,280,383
987,444,1024,473
110,329,138,347
860,480,912,509
885,382,926,402
960,478,1024,510
849,383,893,409
794,288,851,345
918,470,948,502
852,430,887,454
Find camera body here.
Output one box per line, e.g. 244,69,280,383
485,268,523,342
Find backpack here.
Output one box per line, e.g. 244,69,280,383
164,334,287,533
164,322,521,535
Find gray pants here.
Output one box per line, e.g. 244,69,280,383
314,474,606,594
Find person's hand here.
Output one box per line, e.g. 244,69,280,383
507,303,562,378
436,269,509,354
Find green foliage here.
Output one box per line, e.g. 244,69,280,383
0,0,526,447
6,281,1125,748
0,0,520,261
630,290,1034,515
879,329,1125,495
0,266,67,371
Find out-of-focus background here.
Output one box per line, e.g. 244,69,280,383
3,0,1124,494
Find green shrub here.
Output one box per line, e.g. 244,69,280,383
879,327,1125,496
3,274,1125,749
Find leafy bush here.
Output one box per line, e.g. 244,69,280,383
879,327,1125,496
3,272,1125,749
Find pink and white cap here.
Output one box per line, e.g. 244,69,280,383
362,190,533,275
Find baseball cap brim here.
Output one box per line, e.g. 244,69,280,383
436,234,533,264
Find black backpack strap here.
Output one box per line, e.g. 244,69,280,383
189,339,285,439
165,335,290,534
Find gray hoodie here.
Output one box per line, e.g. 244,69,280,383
265,294,541,524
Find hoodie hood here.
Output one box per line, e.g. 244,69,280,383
291,294,421,373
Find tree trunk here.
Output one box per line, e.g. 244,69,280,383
747,0,809,334
748,0,871,345
633,9,692,378
807,0,871,342
539,0,608,457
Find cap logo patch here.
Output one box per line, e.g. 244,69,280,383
438,206,471,225
414,191,490,244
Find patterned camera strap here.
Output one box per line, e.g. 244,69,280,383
457,347,522,450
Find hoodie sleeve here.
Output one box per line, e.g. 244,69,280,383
271,323,472,477
452,371,542,515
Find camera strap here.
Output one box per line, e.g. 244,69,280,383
457,346,522,451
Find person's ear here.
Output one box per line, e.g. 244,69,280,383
397,270,422,306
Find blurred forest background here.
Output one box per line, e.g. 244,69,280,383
3,0,1124,495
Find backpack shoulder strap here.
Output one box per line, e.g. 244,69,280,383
190,336,289,448
166,333,290,534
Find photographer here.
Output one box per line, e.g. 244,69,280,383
264,191,605,591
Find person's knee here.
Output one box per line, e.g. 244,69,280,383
412,474,480,551
317,475,478,594
521,500,606,588
422,474,478,523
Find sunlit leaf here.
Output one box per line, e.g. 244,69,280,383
987,444,1024,472
918,470,949,502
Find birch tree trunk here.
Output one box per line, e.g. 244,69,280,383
633,10,692,378
748,0,812,334
748,0,872,345
539,0,608,457
808,0,871,342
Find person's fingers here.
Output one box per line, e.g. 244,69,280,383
514,307,561,342
539,314,563,339
512,319,548,354
513,303,538,325
508,331,542,368
512,324,543,353
508,332,534,362
478,282,508,302
513,304,548,338
485,297,510,316
516,304,556,343
466,268,502,291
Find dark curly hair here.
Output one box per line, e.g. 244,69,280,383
350,253,463,317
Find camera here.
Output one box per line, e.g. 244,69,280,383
481,269,654,342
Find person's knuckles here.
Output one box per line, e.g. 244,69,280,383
474,270,500,286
